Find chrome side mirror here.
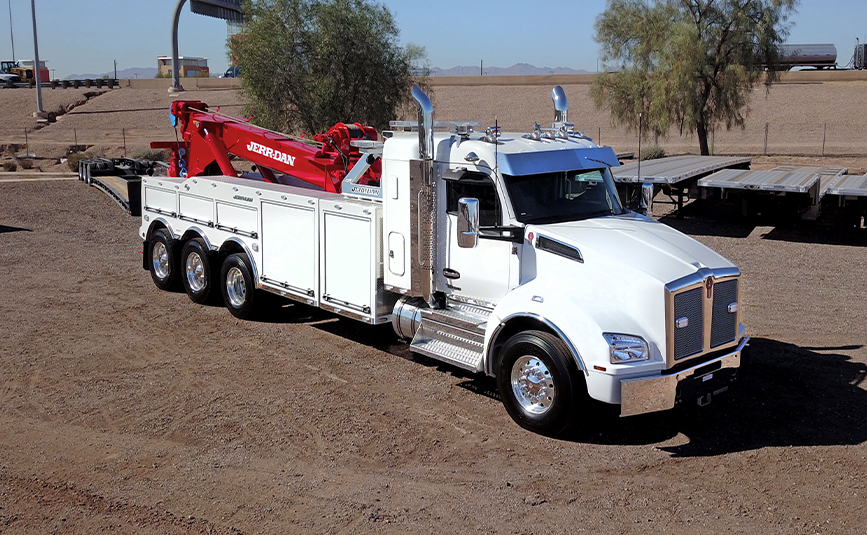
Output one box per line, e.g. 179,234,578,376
457,197,479,248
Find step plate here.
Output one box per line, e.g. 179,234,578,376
410,336,484,372
421,306,489,332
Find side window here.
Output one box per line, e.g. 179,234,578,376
446,173,501,226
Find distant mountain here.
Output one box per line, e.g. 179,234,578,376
66,67,158,80
428,63,589,76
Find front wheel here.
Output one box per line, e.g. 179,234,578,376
220,253,258,319
496,330,583,436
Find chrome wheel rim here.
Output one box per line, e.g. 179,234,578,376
152,242,170,279
511,356,555,415
185,252,206,292
225,266,247,308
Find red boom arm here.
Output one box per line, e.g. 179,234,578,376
151,100,381,193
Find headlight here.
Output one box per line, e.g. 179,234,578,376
603,333,649,363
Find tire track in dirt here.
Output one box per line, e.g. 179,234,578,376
0,471,241,534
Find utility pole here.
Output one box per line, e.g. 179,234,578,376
30,0,43,114
480,59,483,76
114,59,117,80
7,0,14,61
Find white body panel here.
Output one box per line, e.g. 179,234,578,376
381,156,412,292
320,200,381,316
140,175,390,323
260,198,318,301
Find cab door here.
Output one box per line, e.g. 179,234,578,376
443,173,513,303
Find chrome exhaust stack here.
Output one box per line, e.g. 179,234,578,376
552,85,568,124
408,85,436,305
412,84,434,160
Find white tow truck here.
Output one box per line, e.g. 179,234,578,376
140,86,748,435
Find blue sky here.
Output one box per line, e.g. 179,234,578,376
1,0,864,78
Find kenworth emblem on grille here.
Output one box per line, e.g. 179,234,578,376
705,276,714,299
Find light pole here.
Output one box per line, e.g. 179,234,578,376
30,0,43,114
169,0,187,92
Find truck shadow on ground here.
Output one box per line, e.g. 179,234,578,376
563,337,867,456
255,304,867,456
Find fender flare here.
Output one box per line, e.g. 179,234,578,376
485,312,589,377
179,226,216,251
219,238,260,284
484,278,611,378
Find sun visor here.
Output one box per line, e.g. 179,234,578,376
496,146,621,176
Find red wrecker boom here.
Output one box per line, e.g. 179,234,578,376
151,100,381,193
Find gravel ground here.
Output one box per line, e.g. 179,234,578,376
0,81,866,534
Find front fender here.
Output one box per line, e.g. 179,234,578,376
485,278,667,403
485,278,609,374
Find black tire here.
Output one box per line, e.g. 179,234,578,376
180,238,218,304
148,229,180,291
220,253,258,319
496,330,583,436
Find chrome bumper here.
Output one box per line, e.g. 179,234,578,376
619,335,748,417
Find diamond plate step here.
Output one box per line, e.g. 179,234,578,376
410,305,490,372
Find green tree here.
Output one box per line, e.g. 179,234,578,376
230,0,426,134
591,0,798,155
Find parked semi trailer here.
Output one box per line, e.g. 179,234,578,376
777,44,838,69
139,86,748,435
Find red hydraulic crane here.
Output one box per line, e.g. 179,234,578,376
151,100,382,193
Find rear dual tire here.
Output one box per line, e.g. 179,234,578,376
180,238,218,304
148,229,180,291
220,253,259,319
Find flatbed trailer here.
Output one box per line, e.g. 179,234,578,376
698,166,848,220
78,158,166,216
613,155,752,216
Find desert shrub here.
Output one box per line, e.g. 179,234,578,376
640,145,666,161
3,144,19,158
3,162,17,172
130,148,170,162
66,152,91,172
18,159,33,169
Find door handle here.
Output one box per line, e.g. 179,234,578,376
442,268,460,280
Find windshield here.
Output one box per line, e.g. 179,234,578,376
503,167,624,224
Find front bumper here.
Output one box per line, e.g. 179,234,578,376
619,335,748,417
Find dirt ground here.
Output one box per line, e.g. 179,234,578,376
1,82,867,534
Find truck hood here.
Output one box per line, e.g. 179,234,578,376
530,211,735,285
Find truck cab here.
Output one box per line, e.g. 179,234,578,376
381,87,746,434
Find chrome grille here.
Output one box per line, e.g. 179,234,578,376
673,288,703,360
711,279,738,348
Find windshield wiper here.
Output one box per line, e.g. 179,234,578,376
583,156,613,168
